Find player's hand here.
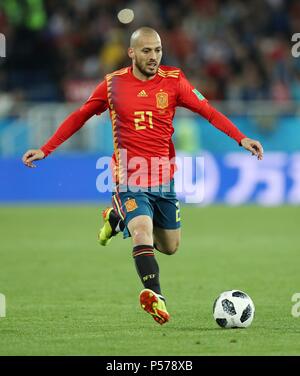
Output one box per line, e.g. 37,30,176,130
22,149,45,168
240,138,264,160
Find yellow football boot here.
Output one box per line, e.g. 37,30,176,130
139,289,170,325
98,207,116,246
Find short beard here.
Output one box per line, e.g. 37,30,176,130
135,59,157,77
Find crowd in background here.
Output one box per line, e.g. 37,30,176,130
1,0,300,103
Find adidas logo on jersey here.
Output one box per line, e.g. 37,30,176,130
137,90,148,97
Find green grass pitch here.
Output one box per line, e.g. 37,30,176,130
0,205,299,355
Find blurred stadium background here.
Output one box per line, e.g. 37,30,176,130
1,0,300,356
0,0,300,204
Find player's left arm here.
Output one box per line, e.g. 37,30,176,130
176,72,264,160
239,137,263,160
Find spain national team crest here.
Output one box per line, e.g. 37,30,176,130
125,198,138,212
156,91,168,109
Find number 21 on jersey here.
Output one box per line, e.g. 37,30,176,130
134,111,153,130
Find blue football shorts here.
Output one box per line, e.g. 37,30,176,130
111,179,181,238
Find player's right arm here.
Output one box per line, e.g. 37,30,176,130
22,80,108,168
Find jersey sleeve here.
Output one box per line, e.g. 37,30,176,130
84,79,109,115
176,72,246,144
40,80,108,156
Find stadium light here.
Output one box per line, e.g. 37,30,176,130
0,33,6,58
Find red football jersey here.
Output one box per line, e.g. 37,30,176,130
41,65,246,187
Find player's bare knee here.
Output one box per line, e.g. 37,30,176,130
131,225,152,245
166,244,179,255
160,242,179,255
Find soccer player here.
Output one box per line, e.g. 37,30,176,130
22,27,263,325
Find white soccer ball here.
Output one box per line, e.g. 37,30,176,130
213,290,255,328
